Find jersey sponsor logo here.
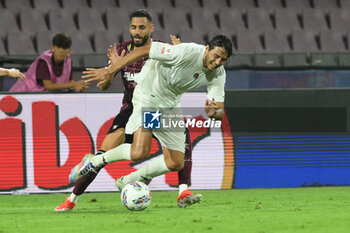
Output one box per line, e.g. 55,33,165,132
123,72,135,81
193,73,200,79
143,110,161,129
161,47,172,54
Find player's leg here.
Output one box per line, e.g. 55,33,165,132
115,127,186,190
178,128,192,192
69,125,154,183
116,146,184,190
177,128,202,207
55,109,129,211
73,130,125,192
100,128,126,152
55,129,126,211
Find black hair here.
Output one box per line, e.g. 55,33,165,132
208,35,233,57
52,33,72,49
129,9,152,22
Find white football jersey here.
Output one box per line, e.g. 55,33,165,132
134,42,226,107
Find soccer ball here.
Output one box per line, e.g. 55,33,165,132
121,181,151,211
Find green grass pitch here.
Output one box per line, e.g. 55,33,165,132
1,187,350,233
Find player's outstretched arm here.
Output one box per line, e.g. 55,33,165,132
95,43,127,91
43,80,88,92
0,68,25,80
82,45,150,88
205,98,224,120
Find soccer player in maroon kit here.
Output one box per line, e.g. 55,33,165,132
55,9,201,211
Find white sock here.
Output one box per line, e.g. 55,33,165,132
93,144,131,167
123,156,171,184
69,193,78,203
178,184,188,195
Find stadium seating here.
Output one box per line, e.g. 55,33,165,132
202,0,230,10
301,9,329,32
36,30,56,53
256,0,283,9
329,9,350,33
48,9,78,32
162,8,191,33
313,0,340,9
105,8,130,33
145,9,163,29
3,0,32,11
274,8,301,32
93,30,120,53
0,0,348,70
340,0,350,8
246,8,274,34
230,0,256,9
284,0,312,9
77,7,106,33
218,9,246,35
61,0,89,11
235,30,264,54
32,0,61,13
0,9,20,38
152,28,177,43
190,7,219,32
90,0,117,12
19,7,48,36
318,30,346,52
0,39,6,55
174,0,201,8
118,0,146,9
69,31,94,54
178,28,206,45
146,0,173,10
291,30,319,53
7,32,36,55
263,30,291,53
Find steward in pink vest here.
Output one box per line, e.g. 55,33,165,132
10,33,88,92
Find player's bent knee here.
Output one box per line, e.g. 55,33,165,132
166,160,184,171
130,148,149,160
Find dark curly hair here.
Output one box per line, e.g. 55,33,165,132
52,32,72,49
129,9,152,22
208,35,233,57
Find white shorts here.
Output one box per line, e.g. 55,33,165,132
125,86,186,153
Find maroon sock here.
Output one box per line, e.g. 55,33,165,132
72,168,101,195
72,151,105,196
178,128,192,186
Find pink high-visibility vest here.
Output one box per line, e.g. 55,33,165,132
10,50,71,92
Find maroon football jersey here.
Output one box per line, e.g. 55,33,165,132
115,40,147,111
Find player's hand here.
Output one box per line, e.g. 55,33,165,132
82,67,115,88
73,80,89,92
97,75,113,90
108,43,126,64
170,35,181,45
205,98,217,118
7,68,25,80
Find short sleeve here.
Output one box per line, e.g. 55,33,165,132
149,42,184,65
36,59,51,86
207,67,226,102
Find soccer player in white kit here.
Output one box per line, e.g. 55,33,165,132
70,35,232,193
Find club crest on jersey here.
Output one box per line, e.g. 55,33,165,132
161,47,172,54
193,73,200,79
